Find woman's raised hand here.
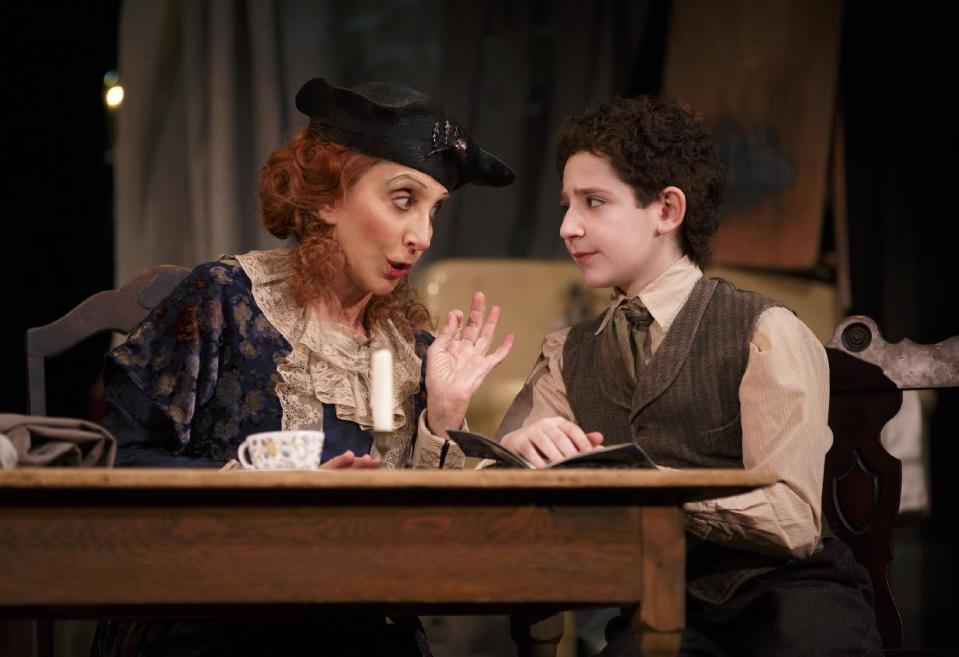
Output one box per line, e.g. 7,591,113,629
425,292,514,437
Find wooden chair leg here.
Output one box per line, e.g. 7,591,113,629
511,612,564,657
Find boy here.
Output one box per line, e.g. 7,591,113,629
495,96,882,657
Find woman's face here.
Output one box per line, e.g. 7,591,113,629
324,161,449,298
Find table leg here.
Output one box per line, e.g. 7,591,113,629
630,506,685,657
511,611,564,657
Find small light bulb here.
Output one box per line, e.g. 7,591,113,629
105,85,125,109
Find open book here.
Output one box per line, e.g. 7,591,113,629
447,430,655,469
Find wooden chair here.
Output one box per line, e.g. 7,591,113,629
20,264,189,657
824,315,959,652
26,265,190,417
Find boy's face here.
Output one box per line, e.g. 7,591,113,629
560,152,666,296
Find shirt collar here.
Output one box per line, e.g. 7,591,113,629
595,255,703,334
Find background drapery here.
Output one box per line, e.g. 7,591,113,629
114,0,664,284
2,0,957,651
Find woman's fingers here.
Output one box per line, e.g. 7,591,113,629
486,333,515,366
460,292,486,343
444,310,460,336
439,294,511,365
321,451,356,469
497,333,515,357
473,304,502,353
463,334,515,390
451,309,465,340
320,451,382,470
430,310,460,352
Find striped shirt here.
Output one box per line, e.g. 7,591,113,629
495,256,830,559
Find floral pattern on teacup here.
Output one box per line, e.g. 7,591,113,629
237,431,324,470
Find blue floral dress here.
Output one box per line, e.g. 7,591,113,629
91,249,459,657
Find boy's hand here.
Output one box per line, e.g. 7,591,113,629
499,417,603,468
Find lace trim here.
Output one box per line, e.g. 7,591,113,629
233,249,422,468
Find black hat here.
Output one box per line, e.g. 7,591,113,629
295,78,514,191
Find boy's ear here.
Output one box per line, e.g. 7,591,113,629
657,186,686,236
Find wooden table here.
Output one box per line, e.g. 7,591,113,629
0,468,774,657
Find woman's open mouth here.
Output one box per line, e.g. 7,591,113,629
385,260,412,279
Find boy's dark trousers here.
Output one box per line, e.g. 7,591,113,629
595,538,883,657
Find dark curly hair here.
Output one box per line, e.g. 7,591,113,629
555,96,724,265
259,127,432,338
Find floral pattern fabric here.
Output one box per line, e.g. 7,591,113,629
94,256,435,656
102,259,432,467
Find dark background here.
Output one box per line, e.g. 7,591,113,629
1,0,956,649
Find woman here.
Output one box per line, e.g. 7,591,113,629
92,78,515,656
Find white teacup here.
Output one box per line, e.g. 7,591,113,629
237,431,325,470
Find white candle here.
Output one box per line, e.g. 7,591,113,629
371,348,394,432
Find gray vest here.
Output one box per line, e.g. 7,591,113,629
563,277,786,603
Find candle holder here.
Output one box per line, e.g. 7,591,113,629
372,429,392,461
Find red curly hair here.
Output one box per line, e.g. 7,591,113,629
259,128,432,337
